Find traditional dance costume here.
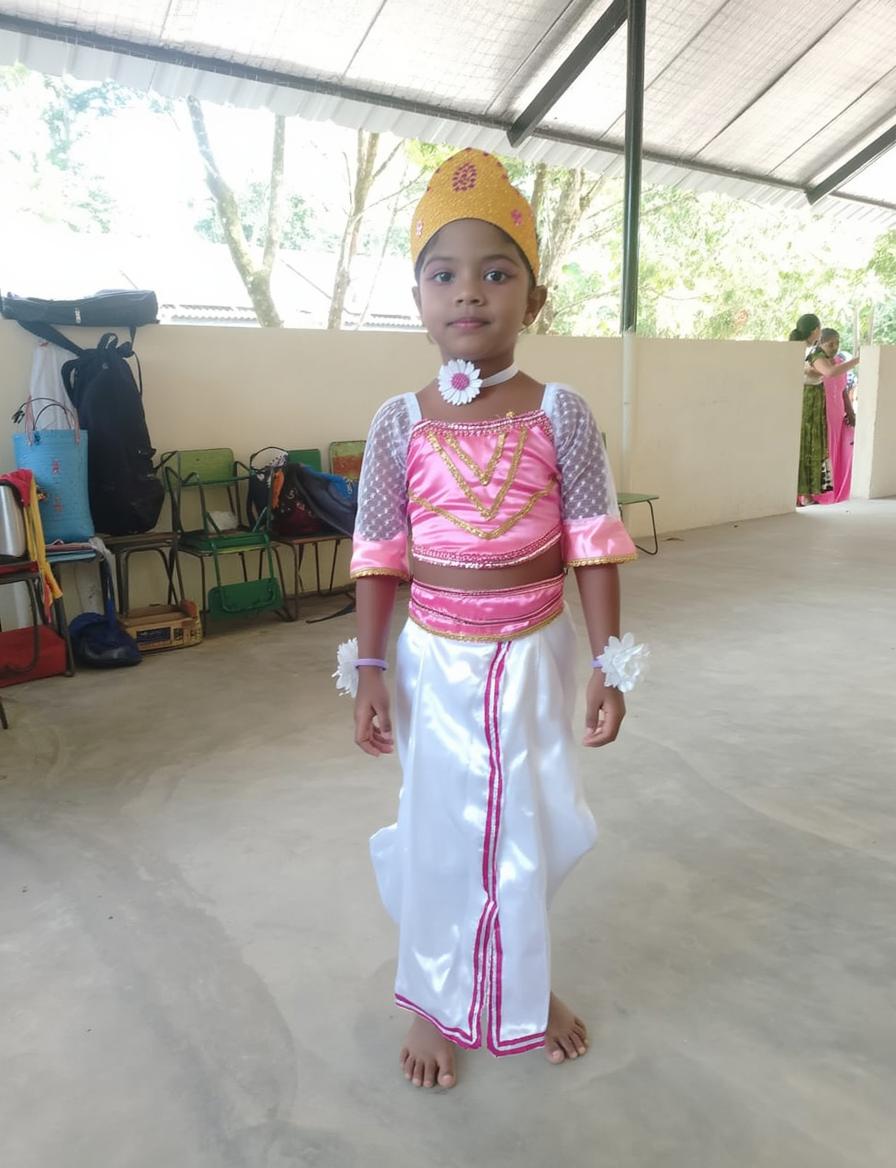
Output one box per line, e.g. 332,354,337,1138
351,384,637,1054
345,147,639,1056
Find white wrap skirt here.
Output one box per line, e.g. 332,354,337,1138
370,606,597,1056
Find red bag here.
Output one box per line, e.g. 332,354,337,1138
0,626,67,687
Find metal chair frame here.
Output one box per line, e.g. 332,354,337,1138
618,492,660,556
104,531,184,615
162,449,282,628
248,446,352,621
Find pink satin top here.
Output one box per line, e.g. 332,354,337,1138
350,384,637,582
407,409,561,569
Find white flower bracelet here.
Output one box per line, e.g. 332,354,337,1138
335,634,648,698
333,637,387,698
593,633,649,693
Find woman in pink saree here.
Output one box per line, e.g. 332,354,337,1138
810,328,857,504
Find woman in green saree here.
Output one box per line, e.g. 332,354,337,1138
790,314,829,505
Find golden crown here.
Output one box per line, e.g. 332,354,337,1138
410,149,539,280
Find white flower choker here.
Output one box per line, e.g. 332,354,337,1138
593,634,649,692
437,360,519,406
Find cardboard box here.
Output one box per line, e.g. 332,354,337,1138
119,601,203,653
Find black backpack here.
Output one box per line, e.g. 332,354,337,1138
247,458,357,537
14,323,164,535
246,449,325,538
291,464,357,536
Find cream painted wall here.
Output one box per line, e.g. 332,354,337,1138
852,347,879,499
0,322,621,473
0,322,621,612
629,336,805,532
0,321,845,618
852,345,896,500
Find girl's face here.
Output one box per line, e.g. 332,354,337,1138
413,219,546,372
821,336,839,358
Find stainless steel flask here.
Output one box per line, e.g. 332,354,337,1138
0,483,27,560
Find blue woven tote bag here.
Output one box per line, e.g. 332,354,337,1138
13,399,94,542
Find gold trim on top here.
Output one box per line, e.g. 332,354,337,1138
442,429,507,486
416,408,546,435
351,567,410,580
565,552,638,567
409,479,556,540
426,426,527,520
409,525,562,570
408,606,564,643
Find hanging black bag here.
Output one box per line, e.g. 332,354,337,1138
12,323,164,535
1,289,158,328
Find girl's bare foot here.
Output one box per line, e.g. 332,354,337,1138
544,992,588,1064
400,1016,457,1088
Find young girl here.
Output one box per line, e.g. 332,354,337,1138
808,328,857,504
340,149,645,1090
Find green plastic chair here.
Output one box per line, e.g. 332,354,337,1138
599,433,660,557
288,448,322,471
161,447,283,626
328,440,366,481
617,492,660,555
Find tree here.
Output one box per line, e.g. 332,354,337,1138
185,116,420,328
869,228,896,288
866,229,896,343
326,131,406,328
520,163,693,335
0,65,150,233
195,181,312,250
628,185,881,345
187,96,285,327
530,164,609,334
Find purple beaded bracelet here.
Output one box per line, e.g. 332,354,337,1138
355,658,388,670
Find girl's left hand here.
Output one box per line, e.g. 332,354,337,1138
583,673,626,747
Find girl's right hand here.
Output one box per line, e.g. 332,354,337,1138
354,669,394,757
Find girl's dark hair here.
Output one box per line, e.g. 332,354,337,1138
819,327,840,345
789,313,821,342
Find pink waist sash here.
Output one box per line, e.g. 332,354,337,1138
408,575,565,642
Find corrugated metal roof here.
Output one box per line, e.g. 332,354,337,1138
1,0,895,226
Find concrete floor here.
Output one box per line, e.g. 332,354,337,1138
2,500,895,1168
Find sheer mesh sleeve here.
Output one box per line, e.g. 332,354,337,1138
350,395,414,580
544,385,637,566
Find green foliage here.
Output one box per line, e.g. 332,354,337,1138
872,300,896,344
629,185,877,343
869,229,896,289
546,262,617,336
39,75,153,169
195,182,313,249
402,141,455,173
0,64,158,233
